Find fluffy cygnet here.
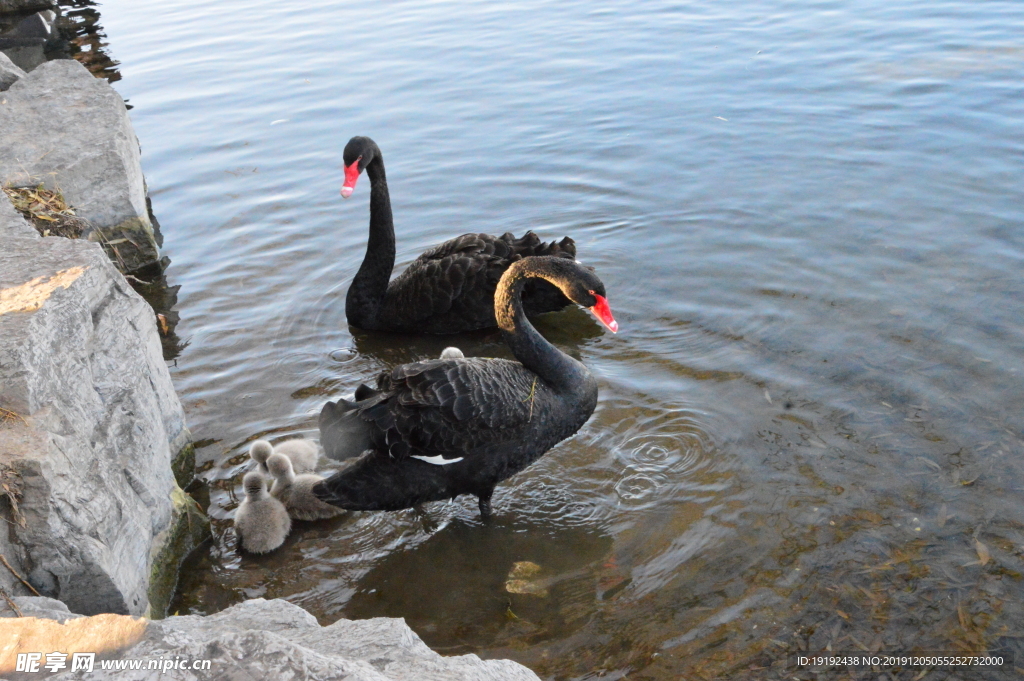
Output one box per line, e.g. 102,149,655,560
234,471,291,553
249,438,318,478
249,440,275,476
272,438,319,474
267,453,344,521
439,346,464,359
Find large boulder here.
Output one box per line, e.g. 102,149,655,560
0,60,160,272
0,233,205,618
0,598,542,680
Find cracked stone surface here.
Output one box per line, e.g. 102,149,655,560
0,597,542,680
0,234,202,617
0,60,159,271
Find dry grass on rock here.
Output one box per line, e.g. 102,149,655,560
2,185,91,239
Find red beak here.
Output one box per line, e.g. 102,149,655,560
341,158,361,198
589,293,618,333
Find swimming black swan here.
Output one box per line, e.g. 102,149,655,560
341,136,580,333
314,256,618,517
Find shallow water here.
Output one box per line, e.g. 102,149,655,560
85,0,1024,677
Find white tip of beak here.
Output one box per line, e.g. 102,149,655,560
341,186,354,199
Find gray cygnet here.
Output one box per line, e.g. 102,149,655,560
234,471,291,553
267,453,344,521
249,438,319,480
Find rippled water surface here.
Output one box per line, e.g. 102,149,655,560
89,0,1024,677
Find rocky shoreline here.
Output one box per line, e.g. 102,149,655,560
1,58,162,272
0,40,539,681
1,597,539,680
1,56,203,619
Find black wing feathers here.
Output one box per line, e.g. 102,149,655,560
509,232,576,260
377,232,576,331
323,358,537,461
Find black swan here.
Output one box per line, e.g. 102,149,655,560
314,256,618,517
341,136,580,334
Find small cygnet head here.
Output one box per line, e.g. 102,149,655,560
249,440,274,467
242,471,267,499
440,346,464,360
266,452,295,481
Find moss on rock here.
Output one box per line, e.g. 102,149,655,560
171,442,195,490
147,486,209,620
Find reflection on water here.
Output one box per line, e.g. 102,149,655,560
348,305,606,366
346,518,613,651
870,46,1024,81
95,0,1024,677
59,0,122,82
0,2,122,83
127,266,188,361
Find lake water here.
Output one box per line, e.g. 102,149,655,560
85,0,1024,677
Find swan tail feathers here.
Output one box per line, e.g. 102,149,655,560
353,382,376,401
318,398,373,461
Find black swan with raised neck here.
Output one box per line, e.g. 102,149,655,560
314,256,618,517
341,136,580,334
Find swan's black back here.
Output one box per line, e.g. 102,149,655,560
373,231,576,333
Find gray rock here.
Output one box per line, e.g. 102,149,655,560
0,0,55,14
0,485,31,596
0,235,206,617
10,11,57,41
0,45,44,73
0,51,26,91
0,11,57,73
0,60,160,272
0,44,44,73
1,598,542,681
0,190,36,239
6,595,83,622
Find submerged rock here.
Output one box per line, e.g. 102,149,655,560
0,233,206,617
505,560,550,597
0,597,543,680
0,60,160,272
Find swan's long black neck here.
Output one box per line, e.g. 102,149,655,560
495,258,589,394
346,151,394,329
